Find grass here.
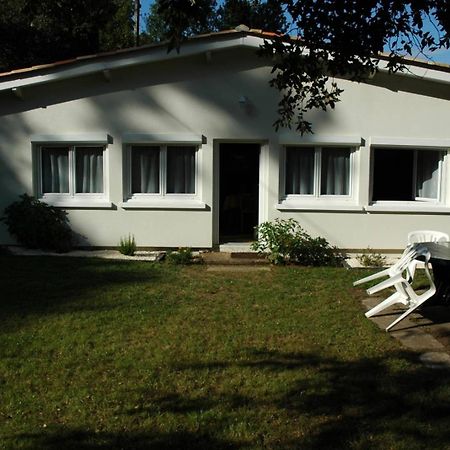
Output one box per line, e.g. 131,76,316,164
1,256,450,449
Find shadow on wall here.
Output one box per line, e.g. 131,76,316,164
0,48,272,117
0,47,336,138
0,117,31,244
0,46,338,245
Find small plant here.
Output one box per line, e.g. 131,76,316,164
1,193,73,252
119,234,137,256
166,247,193,265
252,218,346,266
357,248,386,267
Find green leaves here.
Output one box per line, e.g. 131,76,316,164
119,234,137,256
1,193,73,252
252,218,346,266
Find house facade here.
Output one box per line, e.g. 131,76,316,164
1,29,450,250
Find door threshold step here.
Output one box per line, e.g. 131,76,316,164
219,242,256,253
202,252,269,265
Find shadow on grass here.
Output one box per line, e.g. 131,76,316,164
6,428,245,450
0,256,164,328
5,349,450,449
124,391,253,417
165,348,450,448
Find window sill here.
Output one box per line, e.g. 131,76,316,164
276,201,364,212
121,199,207,210
365,203,450,214
41,198,113,209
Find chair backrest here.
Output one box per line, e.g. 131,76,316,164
389,244,421,274
407,230,449,244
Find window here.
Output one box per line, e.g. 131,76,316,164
372,148,444,202
129,145,197,197
285,146,351,197
38,145,106,202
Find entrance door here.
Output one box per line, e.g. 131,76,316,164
219,143,260,242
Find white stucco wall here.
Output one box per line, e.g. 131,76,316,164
0,44,449,250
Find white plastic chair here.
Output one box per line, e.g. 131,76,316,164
354,244,436,331
406,230,449,280
407,230,449,244
354,244,418,315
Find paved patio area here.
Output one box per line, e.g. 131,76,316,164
363,297,450,369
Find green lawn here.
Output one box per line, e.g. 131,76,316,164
1,256,449,449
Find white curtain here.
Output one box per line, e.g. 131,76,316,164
167,146,195,194
321,148,350,195
131,146,160,193
416,150,441,199
42,147,69,193
76,147,104,193
285,147,314,194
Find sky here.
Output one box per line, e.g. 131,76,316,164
139,0,450,64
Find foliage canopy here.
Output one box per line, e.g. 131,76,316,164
145,0,287,44
0,0,135,72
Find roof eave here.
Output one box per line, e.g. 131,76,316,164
0,32,264,93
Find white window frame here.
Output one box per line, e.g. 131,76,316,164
32,134,111,208
278,144,361,211
126,144,199,198
121,134,206,209
369,145,448,208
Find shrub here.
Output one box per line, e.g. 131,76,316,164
357,248,386,267
119,234,137,256
1,194,73,252
166,247,193,265
252,218,346,266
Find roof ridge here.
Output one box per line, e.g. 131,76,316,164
0,28,449,80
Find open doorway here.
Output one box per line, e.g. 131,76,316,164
219,143,260,242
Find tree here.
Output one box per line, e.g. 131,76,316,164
145,0,287,45
0,0,135,72
216,0,287,33
145,2,170,43
156,0,450,133
144,0,217,47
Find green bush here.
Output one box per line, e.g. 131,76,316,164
119,234,137,256
357,248,386,267
166,247,193,265
252,218,346,266
1,194,73,252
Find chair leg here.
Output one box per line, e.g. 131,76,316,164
385,290,435,332
365,292,408,318
385,304,420,332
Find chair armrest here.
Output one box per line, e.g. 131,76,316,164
353,268,389,286
367,273,403,295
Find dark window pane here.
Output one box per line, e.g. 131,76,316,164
321,148,350,195
167,146,195,194
41,147,69,193
372,148,414,201
75,147,103,193
131,146,160,194
285,147,314,195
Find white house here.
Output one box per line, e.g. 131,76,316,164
1,28,450,251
